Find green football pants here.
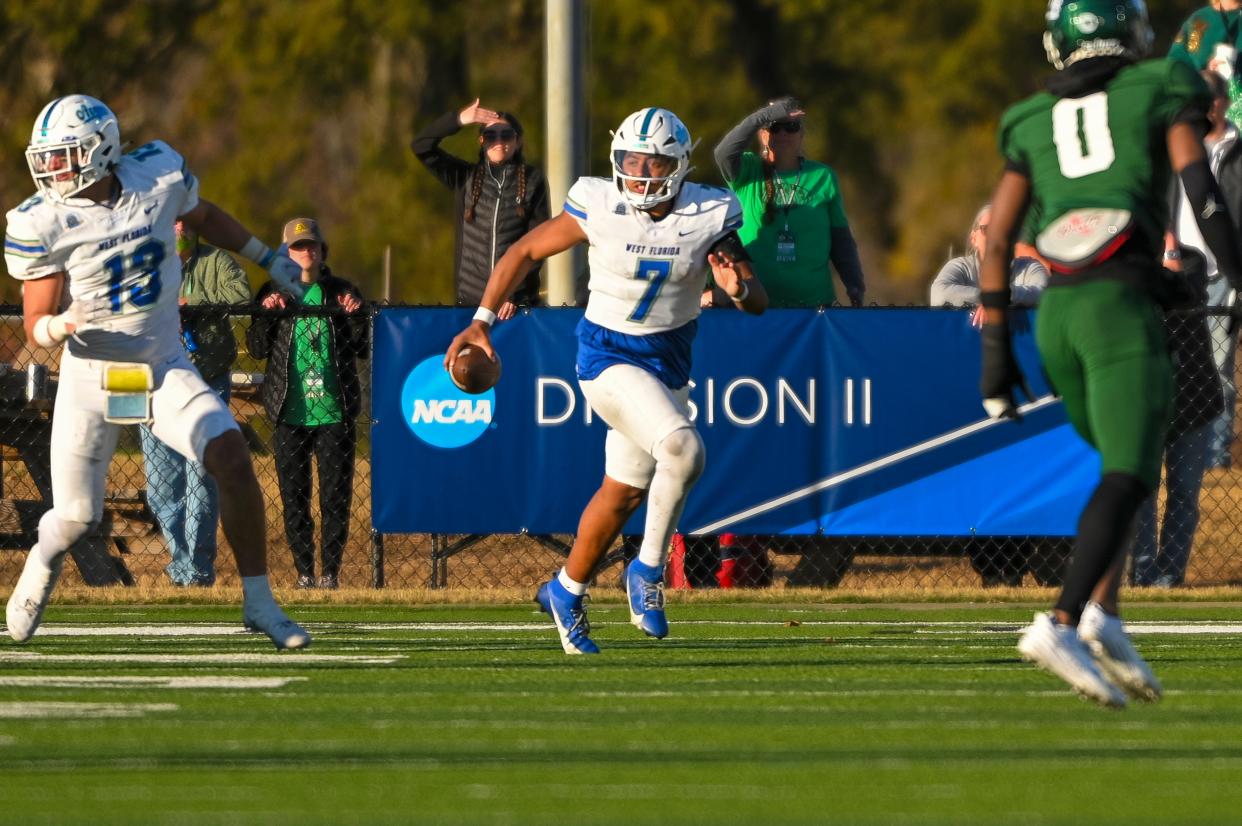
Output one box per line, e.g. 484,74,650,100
1035,279,1171,490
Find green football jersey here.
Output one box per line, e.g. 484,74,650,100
999,59,1211,260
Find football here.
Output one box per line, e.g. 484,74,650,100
450,344,501,394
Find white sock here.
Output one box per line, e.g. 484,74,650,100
557,568,588,596
242,575,277,607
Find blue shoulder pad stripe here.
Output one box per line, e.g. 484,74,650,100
5,238,47,254
564,200,587,220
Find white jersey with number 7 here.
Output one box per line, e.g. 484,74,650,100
564,176,743,335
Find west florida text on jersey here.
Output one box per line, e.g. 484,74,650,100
566,177,743,336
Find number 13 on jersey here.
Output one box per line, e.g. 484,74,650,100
628,258,672,323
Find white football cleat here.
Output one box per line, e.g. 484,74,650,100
1079,602,1162,702
242,602,311,650
1017,612,1127,708
5,552,65,643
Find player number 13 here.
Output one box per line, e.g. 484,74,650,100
102,239,165,313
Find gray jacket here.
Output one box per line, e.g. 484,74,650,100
930,255,1047,307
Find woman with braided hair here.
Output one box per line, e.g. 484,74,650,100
413,99,550,318
713,96,865,308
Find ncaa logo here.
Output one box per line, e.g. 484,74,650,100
401,355,496,448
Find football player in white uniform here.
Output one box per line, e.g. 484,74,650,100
3,95,311,648
446,107,768,654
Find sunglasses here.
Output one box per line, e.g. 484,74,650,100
482,128,518,143
768,121,802,134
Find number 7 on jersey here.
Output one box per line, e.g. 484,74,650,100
628,258,672,323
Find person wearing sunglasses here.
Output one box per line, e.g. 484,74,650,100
704,97,868,589
413,99,550,319
713,96,866,309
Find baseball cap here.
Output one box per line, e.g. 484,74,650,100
282,218,324,246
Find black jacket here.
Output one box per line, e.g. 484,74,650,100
246,268,369,422
412,110,550,306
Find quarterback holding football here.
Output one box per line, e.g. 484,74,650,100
446,107,768,654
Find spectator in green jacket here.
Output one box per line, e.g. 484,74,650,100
1169,1,1242,127
139,219,251,586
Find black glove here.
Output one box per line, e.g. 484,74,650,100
979,322,1032,420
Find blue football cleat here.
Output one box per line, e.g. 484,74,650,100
535,578,600,655
625,559,668,639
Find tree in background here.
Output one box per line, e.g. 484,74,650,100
0,0,1202,304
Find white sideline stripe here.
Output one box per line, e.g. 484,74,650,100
28,625,247,637
14,619,1242,638
0,702,177,720
0,652,401,665
358,620,1242,635
0,676,307,689
689,394,1060,534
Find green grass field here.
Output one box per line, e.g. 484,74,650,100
2,599,1241,825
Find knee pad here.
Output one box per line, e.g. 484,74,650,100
653,427,706,486
38,509,95,556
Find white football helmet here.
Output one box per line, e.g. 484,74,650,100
610,107,698,210
25,95,121,201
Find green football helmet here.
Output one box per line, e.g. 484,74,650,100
1043,0,1154,70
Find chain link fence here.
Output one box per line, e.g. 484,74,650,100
0,304,1238,593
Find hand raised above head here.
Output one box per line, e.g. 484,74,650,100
459,97,503,127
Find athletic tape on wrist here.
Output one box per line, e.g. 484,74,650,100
32,313,67,348
239,236,275,269
732,280,750,303
473,307,497,327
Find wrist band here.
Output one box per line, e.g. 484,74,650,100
32,313,67,348
731,281,750,303
1163,249,1182,261
239,236,275,269
473,307,497,327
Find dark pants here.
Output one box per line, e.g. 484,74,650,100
273,420,356,579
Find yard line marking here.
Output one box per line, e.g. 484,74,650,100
0,652,401,665
0,702,178,720
0,676,307,689
28,625,247,637
357,620,1242,635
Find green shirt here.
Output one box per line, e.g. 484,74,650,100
999,59,1210,262
726,153,850,306
1169,6,1242,127
282,282,344,426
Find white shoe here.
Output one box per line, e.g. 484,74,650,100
1017,612,1127,708
1079,602,1162,702
5,552,64,643
242,602,311,650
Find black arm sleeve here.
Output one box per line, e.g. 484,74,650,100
410,110,474,190
1182,158,1242,292
713,97,798,182
830,226,865,295
707,231,751,262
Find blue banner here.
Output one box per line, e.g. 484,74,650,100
370,308,1098,536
